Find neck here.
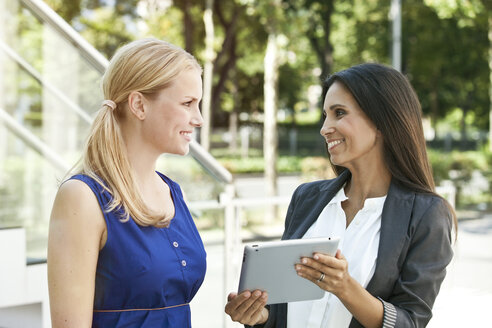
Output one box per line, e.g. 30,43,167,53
129,151,159,186
344,160,391,204
119,118,160,190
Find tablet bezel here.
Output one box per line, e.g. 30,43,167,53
237,237,340,305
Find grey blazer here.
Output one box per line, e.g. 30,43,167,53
250,170,453,328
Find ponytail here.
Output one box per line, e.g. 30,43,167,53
76,38,201,227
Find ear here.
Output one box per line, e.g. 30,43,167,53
128,91,146,120
375,129,384,145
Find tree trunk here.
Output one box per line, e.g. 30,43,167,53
229,67,238,153
263,33,279,222
200,0,214,151
429,87,439,131
210,2,239,125
460,107,468,149
306,0,334,124
180,0,194,54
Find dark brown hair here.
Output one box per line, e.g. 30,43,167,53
324,63,457,234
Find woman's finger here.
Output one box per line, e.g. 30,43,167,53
241,291,268,323
225,290,267,324
296,263,326,284
235,289,264,314
227,292,238,302
248,299,269,325
225,290,251,315
335,249,345,260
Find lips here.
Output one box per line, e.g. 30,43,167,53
327,139,344,149
180,131,192,141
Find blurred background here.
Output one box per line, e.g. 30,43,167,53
0,0,491,327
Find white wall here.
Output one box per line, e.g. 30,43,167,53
0,228,50,328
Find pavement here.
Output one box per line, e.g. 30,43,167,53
428,216,492,327
189,175,492,328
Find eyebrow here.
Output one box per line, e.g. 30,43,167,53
323,103,347,112
329,104,347,110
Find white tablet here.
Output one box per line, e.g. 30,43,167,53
237,237,340,305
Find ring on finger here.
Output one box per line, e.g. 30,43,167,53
317,272,325,282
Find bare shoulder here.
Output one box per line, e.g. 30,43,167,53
50,178,105,233
56,178,98,203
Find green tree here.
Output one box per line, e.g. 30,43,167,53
417,0,489,144
45,0,140,58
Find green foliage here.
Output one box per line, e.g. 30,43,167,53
409,0,489,131
428,149,488,183
424,0,486,26
0,157,26,227
216,155,302,174
434,107,484,140
144,6,187,47
332,0,391,70
40,0,492,188
299,156,335,180
43,0,491,136
427,149,454,184
428,148,491,207
78,8,135,58
294,109,321,125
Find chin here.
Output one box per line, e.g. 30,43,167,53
175,147,190,156
162,146,189,156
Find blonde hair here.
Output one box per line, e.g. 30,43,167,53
82,38,201,227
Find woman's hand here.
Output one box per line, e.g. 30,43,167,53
295,249,352,298
224,290,269,326
296,249,385,328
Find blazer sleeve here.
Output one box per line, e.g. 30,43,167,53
380,197,453,328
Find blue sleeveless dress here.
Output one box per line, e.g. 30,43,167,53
71,172,207,328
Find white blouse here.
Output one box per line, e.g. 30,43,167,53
287,187,386,328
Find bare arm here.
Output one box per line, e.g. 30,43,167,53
48,179,106,328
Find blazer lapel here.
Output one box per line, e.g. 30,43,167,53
289,170,351,240
366,180,415,296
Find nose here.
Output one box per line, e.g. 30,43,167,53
191,107,204,128
320,117,335,136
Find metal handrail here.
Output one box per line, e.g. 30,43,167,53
20,0,107,74
0,40,93,124
16,0,233,184
0,107,70,173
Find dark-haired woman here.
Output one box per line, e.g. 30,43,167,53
225,63,455,328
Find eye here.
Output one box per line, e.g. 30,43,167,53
183,101,193,107
322,110,327,119
334,109,346,117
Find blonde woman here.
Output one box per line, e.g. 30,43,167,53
48,38,206,327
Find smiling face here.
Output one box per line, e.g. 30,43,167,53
320,81,383,170
142,68,203,156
